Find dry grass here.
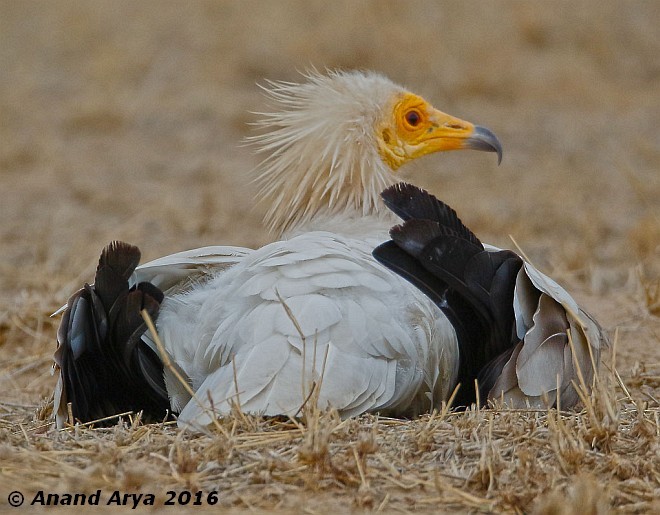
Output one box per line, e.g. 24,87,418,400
2,347,659,513
1,1,658,512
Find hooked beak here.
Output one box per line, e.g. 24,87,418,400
464,125,503,165
419,109,503,165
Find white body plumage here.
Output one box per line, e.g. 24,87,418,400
136,219,459,428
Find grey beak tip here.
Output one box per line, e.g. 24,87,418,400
469,125,503,165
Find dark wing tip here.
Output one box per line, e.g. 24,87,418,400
380,182,426,219
99,241,141,281
381,182,482,247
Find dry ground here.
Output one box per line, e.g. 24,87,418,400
1,1,658,513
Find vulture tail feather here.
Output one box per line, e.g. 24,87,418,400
53,241,170,427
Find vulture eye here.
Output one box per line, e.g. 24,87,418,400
405,110,421,127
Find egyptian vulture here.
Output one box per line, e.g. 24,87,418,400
53,70,605,430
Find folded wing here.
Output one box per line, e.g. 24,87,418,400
373,182,606,409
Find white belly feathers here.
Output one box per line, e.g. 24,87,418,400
154,230,459,427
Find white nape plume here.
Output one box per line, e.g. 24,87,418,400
250,70,404,235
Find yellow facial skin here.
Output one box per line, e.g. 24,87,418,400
377,92,500,171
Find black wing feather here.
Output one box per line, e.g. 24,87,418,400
375,183,523,407
373,241,484,405
381,183,482,247
55,241,171,425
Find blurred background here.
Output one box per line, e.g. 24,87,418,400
0,1,658,403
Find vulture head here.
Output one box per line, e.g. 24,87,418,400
251,70,502,234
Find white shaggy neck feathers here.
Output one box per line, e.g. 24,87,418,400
251,70,404,235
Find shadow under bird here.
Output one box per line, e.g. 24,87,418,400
52,70,606,430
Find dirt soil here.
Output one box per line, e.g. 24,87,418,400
1,1,658,513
